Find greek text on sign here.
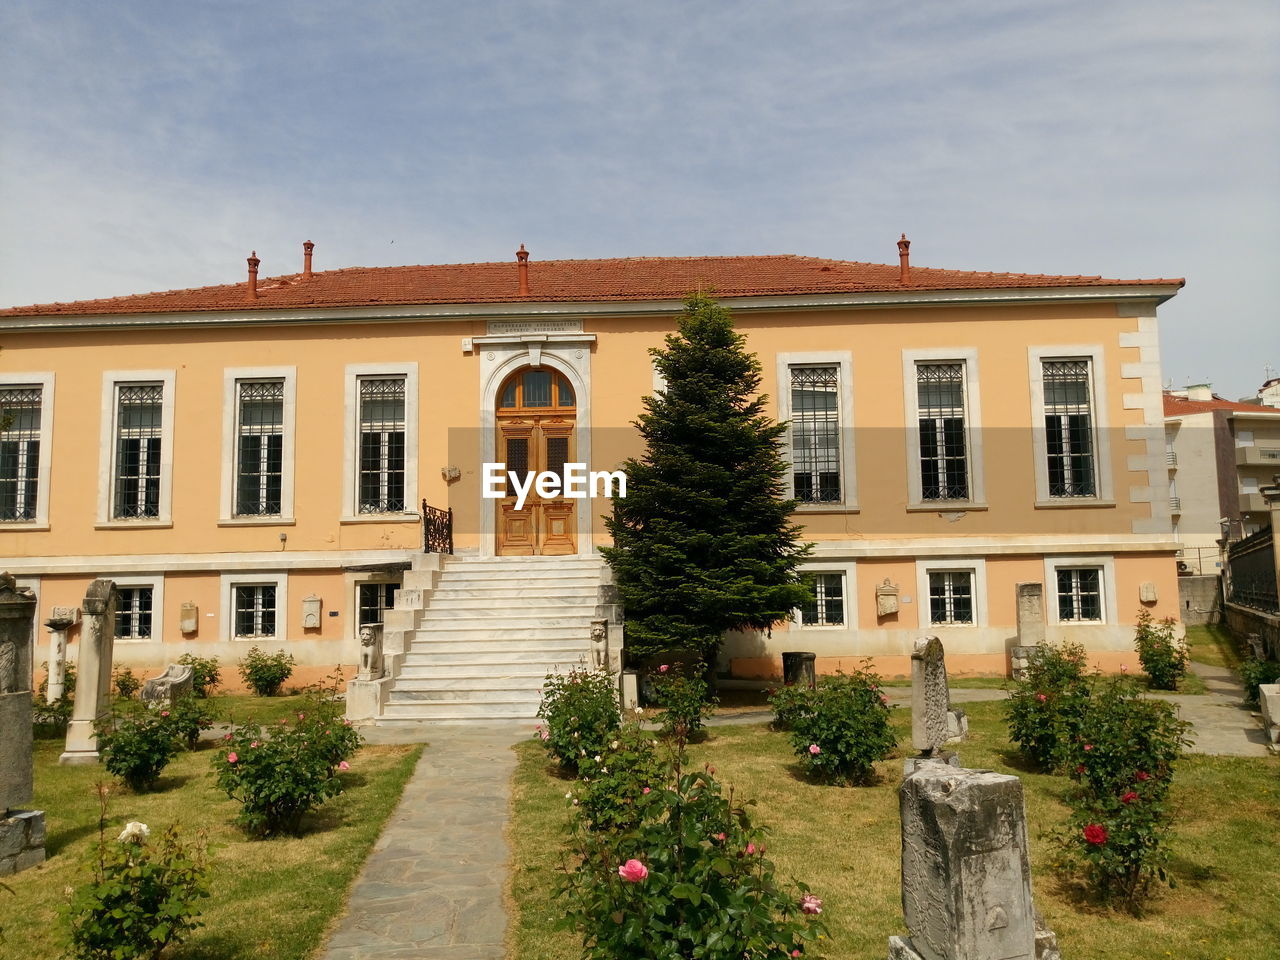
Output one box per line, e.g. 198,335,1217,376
486,319,584,336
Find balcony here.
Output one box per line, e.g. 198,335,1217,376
1236,445,1280,466
1239,491,1269,513
1169,496,1182,513
1166,450,1177,466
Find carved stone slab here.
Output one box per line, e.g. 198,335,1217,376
0,573,37,815
911,637,950,754
61,579,117,764
877,579,901,617
141,663,194,707
1015,583,1045,647
897,766,1036,960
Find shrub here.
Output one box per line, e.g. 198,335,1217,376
537,667,621,774
557,746,828,958
237,646,296,697
97,708,180,792
214,713,361,837
787,669,896,785
649,663,717,740
1239,656,1280,703
572,723,668,834
176,653,222,697
34,661,77,737
112,666,142,700
67,818,208,960
1004,641,1093,771
166,694,217,749
768,682,815,731
1133,610,1188,691
1056,676,1192,907
295,698,362,774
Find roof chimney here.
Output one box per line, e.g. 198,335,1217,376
302,241,314,280
516,243,530,296
897,233,911,284
246,251,260,301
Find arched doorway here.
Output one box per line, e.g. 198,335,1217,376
495,366,578,556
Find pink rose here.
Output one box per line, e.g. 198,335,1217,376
792,951,802,958
746,842,756,855
642,787,651,794
250,741,259,748
1035,693,1047,703
161,711,170,717
298,712,306,721
227,752,238,763
808,744,821,756
223,732,233,741
658,664,670,673
800,894,823,915
618,859,648,882
339,760,351,772
1083,744,1093,752
1120,664,1129,673
715,832,727,841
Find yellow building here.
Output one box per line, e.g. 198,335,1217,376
0,241,1184,714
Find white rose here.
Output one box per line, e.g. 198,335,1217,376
117,821,150,844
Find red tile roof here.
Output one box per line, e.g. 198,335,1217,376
1164,393,1265,416
0,254,1184,318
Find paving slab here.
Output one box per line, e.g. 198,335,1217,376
318,723,528,960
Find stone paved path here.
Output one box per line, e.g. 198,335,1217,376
319,722,528,960
1149,661,1271,757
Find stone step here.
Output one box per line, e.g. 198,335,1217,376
390,684,544,702
408,625,594,641
426,595,600,610
397,662,563,679
381,700,542,720
403,648,590,664
417,611,597,627
432,575,603,591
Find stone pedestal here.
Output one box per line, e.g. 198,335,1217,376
61,579,116,765
0,809,46,876
1260,683,1280,745
890,764,1054,960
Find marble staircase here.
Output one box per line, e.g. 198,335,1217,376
377,554,609,721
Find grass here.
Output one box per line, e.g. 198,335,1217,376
508,701,1280,960
203,693,316,727
1,736,421,959
1184,623,1249,672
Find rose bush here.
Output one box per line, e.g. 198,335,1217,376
1133,610,1188,691
1004,641,1093,771
572,723,668,834
176,653,222,697
648,663,717,741
785,668,896,786
96,707,179,792
237,646,296,697
536,667,621,774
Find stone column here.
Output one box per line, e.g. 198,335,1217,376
889,764,1058,960
43,606,78,701
905,636,965,772
0,572,46,876
1263,474,1280,624
60,578,116,765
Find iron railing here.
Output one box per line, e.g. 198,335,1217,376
421,500,453,555
1226,525,1277,613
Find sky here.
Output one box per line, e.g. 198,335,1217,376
1,1,1277,399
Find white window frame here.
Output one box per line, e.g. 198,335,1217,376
776,352,856,510
0,372,54,529
792,561,857,629
1043,555,1118,625
342,363,419,522
915,558,988,628
220,367,297,524
902,349,985,509
97,370,176,526
111,575,165,644
219,572,288,643
1027,347,1113,505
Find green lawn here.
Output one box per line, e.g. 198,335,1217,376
2,736,421,959
507,701,1280,960
1185,623,1249,672
203,692,317,727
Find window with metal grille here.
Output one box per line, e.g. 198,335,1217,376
113,383,163,519
234,584,277,638
1056,568,1102,621
0,386,41,521
358,582,399,627
800,573,844,626
358,377,406,513
917,363,969,500
115,587,153,640
790,366,841,503
1043,360,1096,497
504,436,529,498
928,571,974,624
546,436,569,486
235,380,284,516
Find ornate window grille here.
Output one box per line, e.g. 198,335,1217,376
234,584,276,638
115,587,153,639
0,386,42,521
358,582,399,627
801,573,844,626
928,571,974,624
235,380,284,516
1043,360,1096,497
790,366,841,503
358,377,406,513
917,363,969,500
1056,568,1102,621
113,383,163,519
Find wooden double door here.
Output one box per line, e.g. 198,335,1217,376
495,367,578,556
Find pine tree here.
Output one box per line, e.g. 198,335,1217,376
601,293,811,668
